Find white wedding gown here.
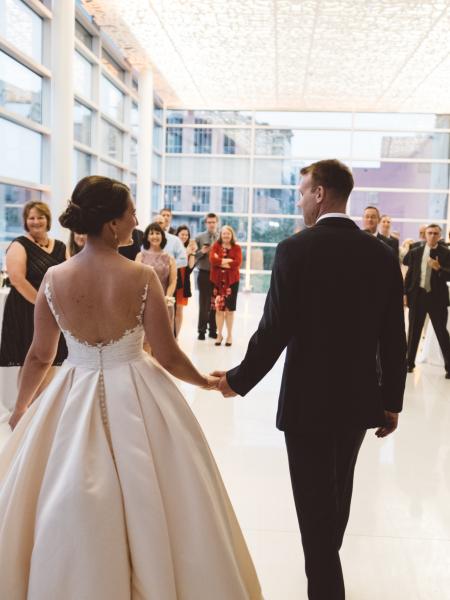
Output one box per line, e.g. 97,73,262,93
0,278,262,599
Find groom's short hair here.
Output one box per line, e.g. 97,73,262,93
300,159,354,200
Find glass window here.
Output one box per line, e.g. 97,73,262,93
101,49,125,82
163,185,248,213
254,111,352,128
253,158,314,186
152,153,162,182
165,157,250,185
194,124,212,154
130,138,137,171
350,190,449,221
352,161,450,190
253,188,298,214
153,123,163,152
251,216,303,243
250,273,272,294
171,214,248,242
221,130,251,155
99,160,122,180
164,185,182,210
132,79,138,92
0,0,42,62
129,177,137,200
152,183,161,213
0,51,42,122
101,119,123,162
352,131,450,160
0,117,41,182
192,186,210,212
73,101,92,146
166,109,252,126
74,51,92,99
0,182,40,241
131,102,139,137
154,102,163,122
353,113,447,131
166,127,183,153
101,76,124,122
250,245,277,270
73,149,91,184
75,20,93,50
255,129,352,158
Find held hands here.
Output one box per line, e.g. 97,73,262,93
210,371,238,397
375,410,399,438
428,256,441,271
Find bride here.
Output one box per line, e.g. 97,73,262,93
0,176,262,600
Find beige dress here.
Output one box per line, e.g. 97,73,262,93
0,273,262,599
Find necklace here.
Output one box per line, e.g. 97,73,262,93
29,234,50,249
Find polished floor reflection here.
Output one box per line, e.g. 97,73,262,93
1,293,449,599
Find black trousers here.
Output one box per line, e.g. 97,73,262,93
407,289,450,372
285,427,366,600
197,269,216,335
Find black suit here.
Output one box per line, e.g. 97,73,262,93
118,228,144,261
403,244,450,373
377,232,399,254
227,217,406,600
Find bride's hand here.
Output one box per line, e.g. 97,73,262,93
201,375,220,390
9,407,26,431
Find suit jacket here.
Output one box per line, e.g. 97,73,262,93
377,233,399,254
403,244,450,306
227,217,407,432
118,229,144,261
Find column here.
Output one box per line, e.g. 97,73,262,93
136,67,154,228
50,0,75,235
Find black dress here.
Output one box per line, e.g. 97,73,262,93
0,236,68,366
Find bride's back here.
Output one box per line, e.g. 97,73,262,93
48,251,149,346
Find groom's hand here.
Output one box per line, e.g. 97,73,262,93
210,371,238,397
375,411,399,438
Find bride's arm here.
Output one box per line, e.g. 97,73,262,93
9,280,60,428
143,268,216,388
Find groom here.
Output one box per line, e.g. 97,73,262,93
213,159,407,599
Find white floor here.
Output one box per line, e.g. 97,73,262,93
1,292,450,599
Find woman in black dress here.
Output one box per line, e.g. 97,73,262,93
0,201,67,396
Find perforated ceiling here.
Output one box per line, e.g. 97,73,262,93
82,0,450,112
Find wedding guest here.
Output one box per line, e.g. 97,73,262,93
363,206,397,253
209,225,242,347
403,223,450,378
195,213,219,340
153,214,187,268
118,228,144,260
174,225,197,338
409,224,427,250
68,231,86,256
135,223,177,327
379,214,399,255
0,201,67,396
160,207,175,234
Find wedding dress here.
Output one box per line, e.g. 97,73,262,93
0,270,262,599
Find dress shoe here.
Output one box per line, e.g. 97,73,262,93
407,366,414,373
445,372,450,379
225,337,232,347
214,335,223,346
209,332,218,339
198,333,206,341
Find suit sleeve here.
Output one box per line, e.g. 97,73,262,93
226,241,294,396
379,255,407,412
437,247,450,280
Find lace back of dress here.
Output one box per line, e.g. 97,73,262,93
44,268,148,368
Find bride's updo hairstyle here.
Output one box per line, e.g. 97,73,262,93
59,175,130,235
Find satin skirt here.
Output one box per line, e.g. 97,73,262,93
0,356,262,599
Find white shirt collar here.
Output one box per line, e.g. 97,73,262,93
316,212,352,224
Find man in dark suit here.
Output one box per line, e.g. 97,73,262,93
403,223,450,378
363,206,398,253
160,207,176,234
213,159,407,600
379,214,400,254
